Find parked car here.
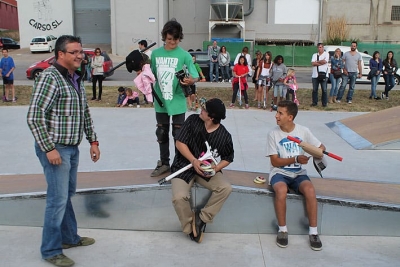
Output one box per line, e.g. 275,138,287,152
26,49,114,79
324,46,387,84
29,35,58,53
0,37,20,50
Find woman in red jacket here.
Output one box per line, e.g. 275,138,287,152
229,55,250,109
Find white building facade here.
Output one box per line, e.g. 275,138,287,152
17,0,400,56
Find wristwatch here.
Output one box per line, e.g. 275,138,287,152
90,141,99,146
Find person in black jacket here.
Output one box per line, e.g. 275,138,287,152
382,51,398,100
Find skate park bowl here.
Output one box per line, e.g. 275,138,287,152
0,169,399,236
327,106,400,150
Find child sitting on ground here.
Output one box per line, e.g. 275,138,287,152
116,87,127,107
284,68,297,102
120,88,140,108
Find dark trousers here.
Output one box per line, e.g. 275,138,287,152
156,112,185,165
383,74,395,97
312,77,328,106
92,75,104,100
231,82,249,104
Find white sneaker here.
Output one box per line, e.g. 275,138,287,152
347,101,352,104
137,105,140,108
128,104,133,107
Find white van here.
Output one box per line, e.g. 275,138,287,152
324,45,386,83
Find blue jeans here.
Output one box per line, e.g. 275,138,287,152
311,77,328,106
209,61,219,82
35,143,81,259
384,74,395,97
370,74,380,98
337,72,357,102
329,74,341,97
220,65,231,81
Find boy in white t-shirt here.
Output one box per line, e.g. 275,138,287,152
266,100,326,251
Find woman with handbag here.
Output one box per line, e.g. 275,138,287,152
329,48,344,103
91,48,105,101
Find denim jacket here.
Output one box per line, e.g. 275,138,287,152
330,56,344,71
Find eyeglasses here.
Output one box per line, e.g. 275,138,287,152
65,50,85,56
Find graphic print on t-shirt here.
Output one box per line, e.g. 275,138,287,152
278,137,302,172
155,57,179,101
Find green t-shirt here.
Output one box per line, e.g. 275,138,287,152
194,62,202,75
151,46,199,115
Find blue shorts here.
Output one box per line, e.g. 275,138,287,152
270,173,310,194
273,84,286,98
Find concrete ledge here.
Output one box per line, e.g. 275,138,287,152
1,169,399,236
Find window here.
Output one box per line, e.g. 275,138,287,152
391,6,400,21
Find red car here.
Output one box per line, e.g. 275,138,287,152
26,49,114,79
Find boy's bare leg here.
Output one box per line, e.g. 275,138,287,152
299,180,318,227
273,182,288,226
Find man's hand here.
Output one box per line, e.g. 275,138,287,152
46,149,62,165
90,145,100,162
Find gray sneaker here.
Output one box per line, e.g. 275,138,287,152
62,236,95,249
45,254,75,267
276,231,288,248
150,160,170,177
309,234,322,251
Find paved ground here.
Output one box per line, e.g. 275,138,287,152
1,86,399,266
1,106,400,266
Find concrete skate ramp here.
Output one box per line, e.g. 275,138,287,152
326,106,400,150
1,170,399,236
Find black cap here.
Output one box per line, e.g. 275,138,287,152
125,50,144,73
203,98,226,120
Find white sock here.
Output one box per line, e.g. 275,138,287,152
309,226,318,235
278,225,288,232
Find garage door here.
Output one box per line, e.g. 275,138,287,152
73,0,111,44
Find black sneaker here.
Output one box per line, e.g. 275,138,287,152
150,160,170,177
276,231,288,248
191,211,206,243
309,234,322,251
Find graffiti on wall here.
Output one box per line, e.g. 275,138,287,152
28,0,63,31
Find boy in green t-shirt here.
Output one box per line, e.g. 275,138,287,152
150,19,199,177
186,54,206,111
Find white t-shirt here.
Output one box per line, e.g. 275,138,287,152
311,51,329,78
266,124,321,183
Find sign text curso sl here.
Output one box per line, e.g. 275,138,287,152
29,19,63,31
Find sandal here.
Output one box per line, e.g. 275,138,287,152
253,176,266,184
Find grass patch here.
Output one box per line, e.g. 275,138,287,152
2,85,399,112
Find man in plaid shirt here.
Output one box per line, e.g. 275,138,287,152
27,35,100,267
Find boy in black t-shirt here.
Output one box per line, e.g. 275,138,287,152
170,98,234,243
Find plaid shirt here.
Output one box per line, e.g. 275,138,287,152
27,62,97,152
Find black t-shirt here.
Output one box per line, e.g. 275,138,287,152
171,114,234,183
